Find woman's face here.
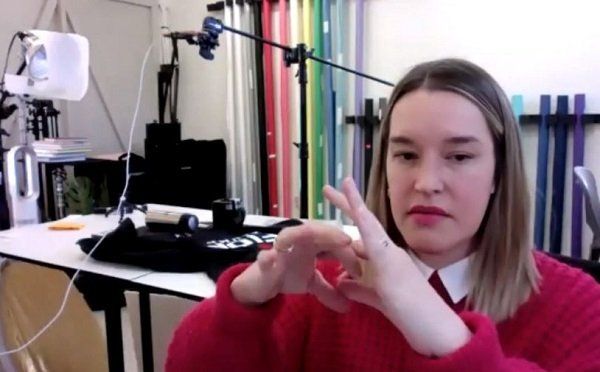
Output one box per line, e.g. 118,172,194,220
385,89,496,268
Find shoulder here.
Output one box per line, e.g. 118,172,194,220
532,251,600,302
502,252,600,337
534,251,599,284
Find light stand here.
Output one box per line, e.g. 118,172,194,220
174,16,393,218
2,30,89,227
574,166,600,260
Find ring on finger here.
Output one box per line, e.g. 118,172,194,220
275,244,294,253
273,236,294,253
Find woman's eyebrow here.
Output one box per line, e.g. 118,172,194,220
388,135,481,145
388,135,414,145
444,136,481,145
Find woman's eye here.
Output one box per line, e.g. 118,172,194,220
449,154,473,162
394,152,418,161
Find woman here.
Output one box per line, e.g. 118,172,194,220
166,59,600,371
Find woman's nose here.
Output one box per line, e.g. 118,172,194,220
413,160,444,194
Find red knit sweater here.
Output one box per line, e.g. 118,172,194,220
165,252,600,371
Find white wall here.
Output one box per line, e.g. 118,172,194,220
2,0,598,255
362,0,600,110
167,0,600,256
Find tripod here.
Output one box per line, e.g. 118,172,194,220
192,16,394,218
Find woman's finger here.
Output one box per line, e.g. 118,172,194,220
322,184,352,216
336,270,351,282
256,249,277,271
351,240,368,259
337,278,383,312
308,270,350,313
275,223,352,255
309,223,353,251
341,177,394,256
318,244,362,278
340,177,369,216
272,225,308,253
233,249,285,304
259,248,288,285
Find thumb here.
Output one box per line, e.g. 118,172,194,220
256,249,277,271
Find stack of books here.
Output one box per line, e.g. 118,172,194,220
32,137,92,163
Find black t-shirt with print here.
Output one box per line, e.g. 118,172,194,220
78,217,302,281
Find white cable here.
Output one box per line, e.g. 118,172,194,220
0,43,154,356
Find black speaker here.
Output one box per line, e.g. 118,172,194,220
144,122,181,173
141,122,227,208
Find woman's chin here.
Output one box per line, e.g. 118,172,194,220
403,235,453,255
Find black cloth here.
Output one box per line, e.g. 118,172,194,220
77,218,302,281
136,139,227,209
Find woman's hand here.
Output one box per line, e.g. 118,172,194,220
323,179,417,300
323,177,472,357
333,239,386,312
230,222,362,312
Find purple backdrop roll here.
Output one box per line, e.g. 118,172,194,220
571,94,585,258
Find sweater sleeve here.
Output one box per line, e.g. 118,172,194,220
165,263,310,372
403,259,600,372
403,311,545,371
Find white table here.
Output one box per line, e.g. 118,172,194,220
0,203,290,296
0,204,359,372
0,210,161,372
0,213,151,280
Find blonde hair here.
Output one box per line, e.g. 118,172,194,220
366,59,539,322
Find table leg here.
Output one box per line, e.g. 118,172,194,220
104,303,125,372
140,291,154,372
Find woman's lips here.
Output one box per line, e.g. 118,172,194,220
408,205,449,215
409,213,446,226
407,205,449,226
